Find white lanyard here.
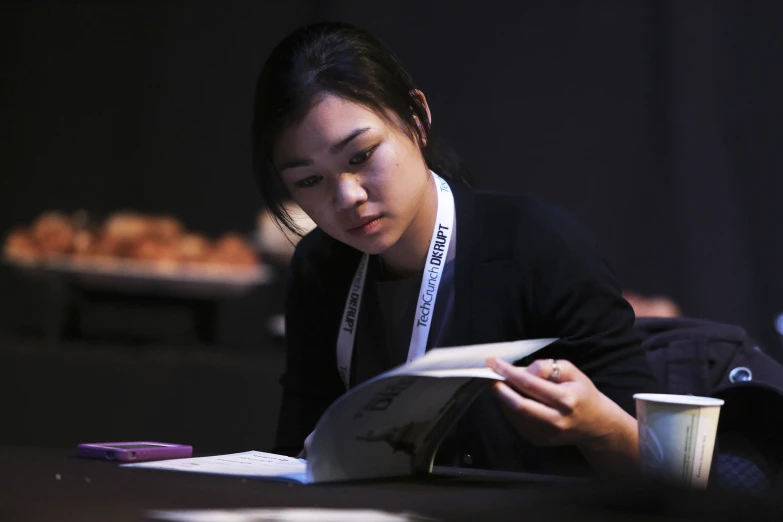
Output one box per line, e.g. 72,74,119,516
336,171,455,388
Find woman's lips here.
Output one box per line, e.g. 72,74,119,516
347,215,383,235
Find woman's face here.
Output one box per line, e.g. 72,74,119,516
273,94,432,255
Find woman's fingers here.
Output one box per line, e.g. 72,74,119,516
491,382,566,445
526,358,579,383
487,358,573,411
492,382,561,425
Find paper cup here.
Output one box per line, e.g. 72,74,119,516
634,393,724,489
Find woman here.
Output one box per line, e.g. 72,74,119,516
253,22,659,476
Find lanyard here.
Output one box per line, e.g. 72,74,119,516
336,171,455,388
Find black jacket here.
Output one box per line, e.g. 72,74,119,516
273,180,659,473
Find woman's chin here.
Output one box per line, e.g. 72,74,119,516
341,233,394,256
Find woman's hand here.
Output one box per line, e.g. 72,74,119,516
487,357,640,476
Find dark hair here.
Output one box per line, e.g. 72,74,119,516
252,21,469,235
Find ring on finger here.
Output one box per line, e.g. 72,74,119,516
548,359,561,383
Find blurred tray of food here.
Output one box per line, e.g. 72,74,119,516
254,201,316,264
4,210,272,298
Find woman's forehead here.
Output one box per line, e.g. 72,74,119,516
274,94,412,164
286,95,382,142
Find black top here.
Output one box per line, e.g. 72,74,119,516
354,265,421,385
354,215,457,385
273,179,660,474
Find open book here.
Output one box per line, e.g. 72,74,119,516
123,338,556,483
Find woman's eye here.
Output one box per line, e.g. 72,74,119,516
293,175,323,189
349,145,378,166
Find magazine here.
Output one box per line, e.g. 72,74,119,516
124,338,556,483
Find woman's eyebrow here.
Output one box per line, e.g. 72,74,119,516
329,127,371,154
278,127,372,172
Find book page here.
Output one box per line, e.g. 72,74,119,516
307,374,483,483
387,338,557,376
406,367,504,379
147,507,428,521
306,338,557,482
122,451,307,483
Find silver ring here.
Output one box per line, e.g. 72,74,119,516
549,359,561,383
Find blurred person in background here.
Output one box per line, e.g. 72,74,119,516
623,291,682,318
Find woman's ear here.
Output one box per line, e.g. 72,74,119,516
410,89,432,126
412,114,427,147
410,89,431,147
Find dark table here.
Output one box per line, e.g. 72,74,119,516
2,447,782,522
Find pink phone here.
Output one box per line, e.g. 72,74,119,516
77,441,193,462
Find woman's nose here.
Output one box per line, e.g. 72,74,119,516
334,174,367,212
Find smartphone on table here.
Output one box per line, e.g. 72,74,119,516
77,442,193,462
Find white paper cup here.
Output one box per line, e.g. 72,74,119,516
634,393,724,489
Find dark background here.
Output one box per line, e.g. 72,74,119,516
1,0,782,451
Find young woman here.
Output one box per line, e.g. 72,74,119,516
253,22,659,476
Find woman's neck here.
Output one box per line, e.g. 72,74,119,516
379,171,438,279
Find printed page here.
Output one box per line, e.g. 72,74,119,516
306,338,556,482
307,374,483,483
122,451,307,483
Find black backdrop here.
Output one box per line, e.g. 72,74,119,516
2,0,782,357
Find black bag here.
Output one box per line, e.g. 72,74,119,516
635,317,783,492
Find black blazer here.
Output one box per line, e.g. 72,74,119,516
273,180,659,473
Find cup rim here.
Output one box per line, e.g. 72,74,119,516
633,393,725,406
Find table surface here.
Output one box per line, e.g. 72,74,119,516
1,447,781,522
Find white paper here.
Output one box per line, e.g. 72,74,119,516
387,338,556,376
406,367,506,379
122,451,307,483
307,375,476,483
305,338,556,483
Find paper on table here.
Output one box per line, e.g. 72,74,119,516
146,507,434,522
122,451,307,483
